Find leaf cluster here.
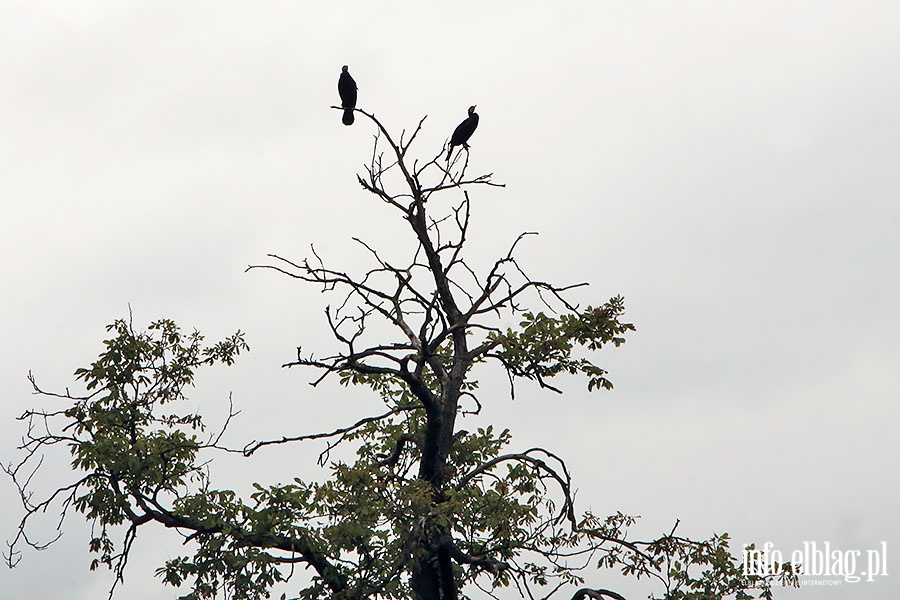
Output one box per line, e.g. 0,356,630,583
488,297,635,393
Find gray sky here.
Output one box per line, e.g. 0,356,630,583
2,2,898,599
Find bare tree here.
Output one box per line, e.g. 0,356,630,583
4,106,796,600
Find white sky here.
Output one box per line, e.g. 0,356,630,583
1,2,898,599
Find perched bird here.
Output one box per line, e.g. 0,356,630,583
338,65,357,126
446,105,479,161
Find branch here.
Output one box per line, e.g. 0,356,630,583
446,541,509,575
455,448,577,530
570,589,627,600
375,433,422,468
243,405,418,456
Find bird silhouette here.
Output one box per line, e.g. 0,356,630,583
338,65,357,126
447,105,479,161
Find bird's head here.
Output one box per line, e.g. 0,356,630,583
342,65,349,73
468,105,477,115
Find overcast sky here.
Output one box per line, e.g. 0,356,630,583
2,2,898,599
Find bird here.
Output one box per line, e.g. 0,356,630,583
446,105,479,161
338,65,357,126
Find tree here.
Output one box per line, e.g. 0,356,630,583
4,106,796,600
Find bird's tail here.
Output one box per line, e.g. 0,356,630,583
446,146,452,161
342,109,354,126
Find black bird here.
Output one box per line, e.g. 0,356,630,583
338,65,357,126
447,105,479,161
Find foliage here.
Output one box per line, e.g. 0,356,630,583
4,108,796,600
